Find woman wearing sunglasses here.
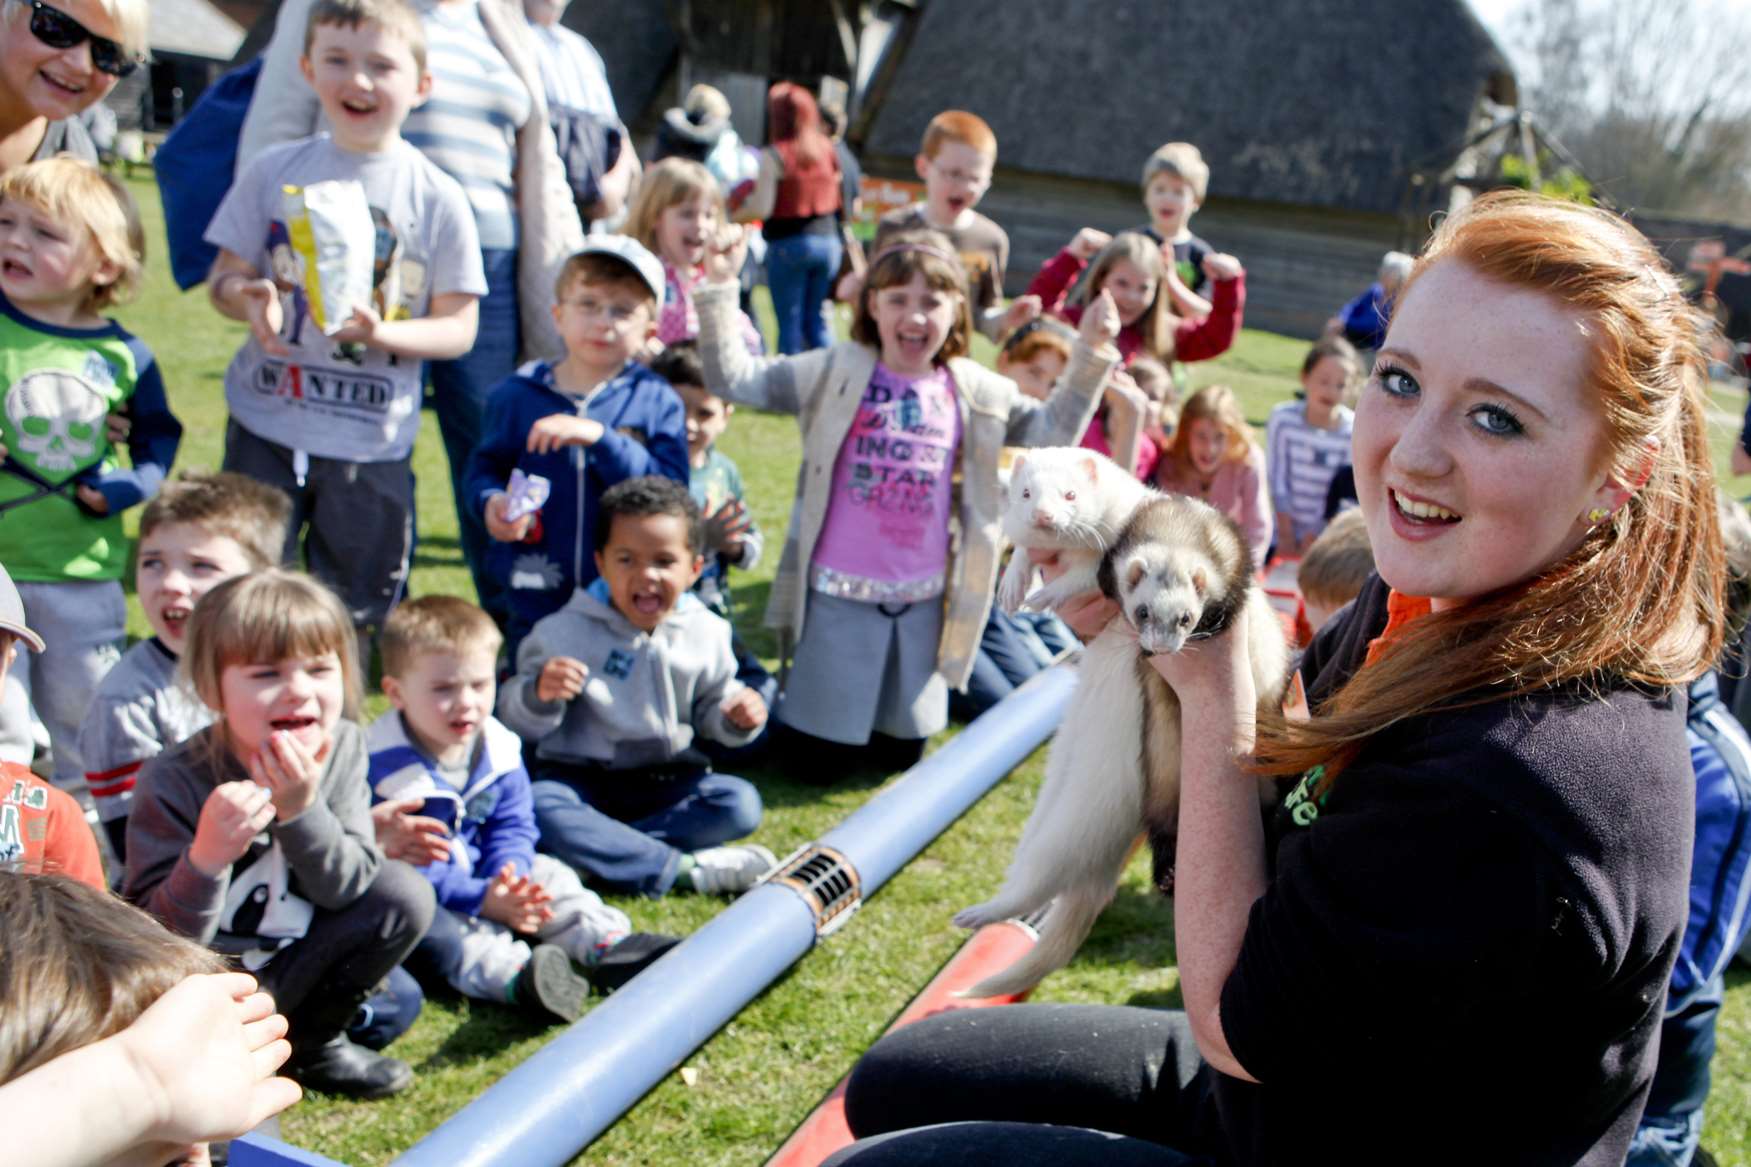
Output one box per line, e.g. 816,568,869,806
0,0,146,174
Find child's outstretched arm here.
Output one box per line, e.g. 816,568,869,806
331,292,480,361
80,341,181,518
1100,368,1150,482
1024,228,1109,316
696,225,834,416
1004,289,1123,448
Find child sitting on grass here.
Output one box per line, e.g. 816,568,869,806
126,570,435,1100
79,471,291,860
649,341,776,713
499,477,776,898
1154,384,1273,568
0,872,299,1167
369,596,679,1019
467,238,690,655
1267,336,1362,556
0,157,180,802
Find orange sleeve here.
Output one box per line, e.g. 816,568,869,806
44,786,106,890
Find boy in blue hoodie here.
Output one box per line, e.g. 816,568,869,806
367,596,677,1017
465,238,690,654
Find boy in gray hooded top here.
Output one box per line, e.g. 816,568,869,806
498,477,777,898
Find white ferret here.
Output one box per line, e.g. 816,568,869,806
957,492,1288,999
995,447,1154,615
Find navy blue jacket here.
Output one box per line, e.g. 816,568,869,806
463,359,689,637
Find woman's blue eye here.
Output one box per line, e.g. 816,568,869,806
1470,404,1524,437
1377,367,1418,398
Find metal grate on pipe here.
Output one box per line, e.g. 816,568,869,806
764,845,862,937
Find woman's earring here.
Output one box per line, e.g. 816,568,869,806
1587,507,1611,524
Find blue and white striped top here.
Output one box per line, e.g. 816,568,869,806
1265,398,1353,541
404,0,531,251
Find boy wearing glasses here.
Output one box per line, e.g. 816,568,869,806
464,237,689,654
203,0,484,646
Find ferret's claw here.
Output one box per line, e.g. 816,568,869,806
953,904,998,929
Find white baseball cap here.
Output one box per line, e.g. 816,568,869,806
0,563,43,652
575,235,666,305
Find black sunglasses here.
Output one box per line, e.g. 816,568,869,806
18,0,138,78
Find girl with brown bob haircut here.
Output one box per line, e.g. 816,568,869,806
828,190,1720,1167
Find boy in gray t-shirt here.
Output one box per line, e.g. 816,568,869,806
203,0,485,635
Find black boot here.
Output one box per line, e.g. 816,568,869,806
286,982,414,1099
286,1034,414,1099
511,944,592,1023
589,932,682,994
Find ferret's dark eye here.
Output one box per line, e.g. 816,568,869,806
1135,605,1148,624
1020,489,1030,499
1179,614,1192,628
1064,490,1076,501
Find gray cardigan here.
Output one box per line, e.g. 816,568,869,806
124,721,383,948
694,280,1119,689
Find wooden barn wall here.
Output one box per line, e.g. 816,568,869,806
870,163,1404,341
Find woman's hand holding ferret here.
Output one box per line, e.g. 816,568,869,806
1080,288,1121,351
1030,547,1120,642
536,657,589,704
1145,617,1257,726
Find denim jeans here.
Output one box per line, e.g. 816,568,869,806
430,247,520,621
765,229,842,354
951,607,1053,721
531,766,763,895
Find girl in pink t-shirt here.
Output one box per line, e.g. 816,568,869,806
627,158,763,354
696,227,1120,778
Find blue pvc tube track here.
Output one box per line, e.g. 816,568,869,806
387,663,1076,1167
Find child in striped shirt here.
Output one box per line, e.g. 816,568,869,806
1266,336,1362,557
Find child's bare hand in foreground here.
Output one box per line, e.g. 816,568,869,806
480,862,555,933
527,413,606,454
536,656,589,703
484,492,534,542
371,797,453,865
721,687,767,731
119,972,300,1156
249,730,323,821
188,781,276,877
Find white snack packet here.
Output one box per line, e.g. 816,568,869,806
504,469,552,522
282,180,375,336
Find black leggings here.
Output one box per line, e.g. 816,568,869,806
824,1004,1223,1166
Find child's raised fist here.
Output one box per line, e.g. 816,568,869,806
1068,228,1112,262
999,295,1042,336
721,687,768,731
536,656,589,704
188,780,276,877
1203,253,1244,282
703,222,748,285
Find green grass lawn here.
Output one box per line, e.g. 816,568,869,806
105,177,1751,1166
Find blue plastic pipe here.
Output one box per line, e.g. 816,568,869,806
393,663,1077,1167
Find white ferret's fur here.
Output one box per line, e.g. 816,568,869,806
996,447,1154,615
957,492,1288,1000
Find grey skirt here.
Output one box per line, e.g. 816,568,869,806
776,590,948,745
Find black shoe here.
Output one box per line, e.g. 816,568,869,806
590,932,682,994
511,944,591,1024
286,1035,413,1099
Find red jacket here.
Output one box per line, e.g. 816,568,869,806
1025,247,1244,365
